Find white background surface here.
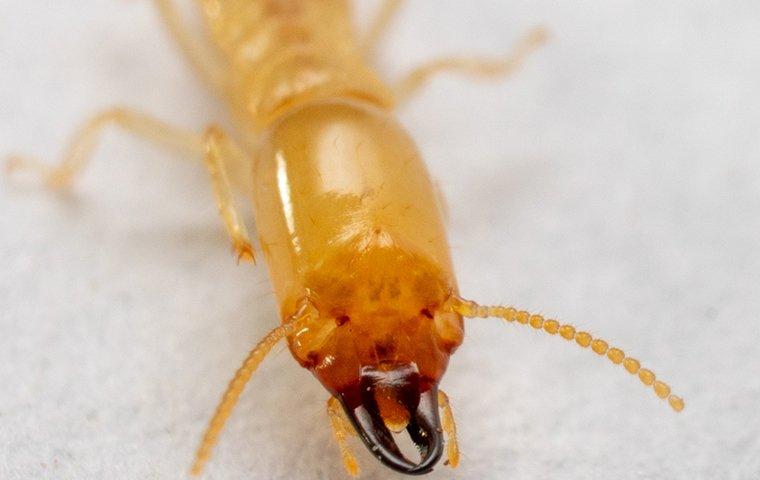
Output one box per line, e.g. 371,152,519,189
2,1,759,479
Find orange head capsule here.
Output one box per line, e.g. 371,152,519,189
288,247,465,474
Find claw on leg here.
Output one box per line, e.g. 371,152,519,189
235,241,255,264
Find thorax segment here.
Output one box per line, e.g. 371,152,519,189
202,0,394,129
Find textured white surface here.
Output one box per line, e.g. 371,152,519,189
2,1,759,479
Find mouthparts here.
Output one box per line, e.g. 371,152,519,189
336,366,444,475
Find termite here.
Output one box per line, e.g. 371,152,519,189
5,0,685,476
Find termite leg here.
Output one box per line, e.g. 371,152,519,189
392,26,549,104
4,107,203,188
4,107,254,263
190,308,307,476
327,396,361,477
202,128,255,263
437,390,460,468
361,0,405,59
448,296,686,413
151,0,229,94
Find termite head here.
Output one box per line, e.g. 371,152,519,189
289,254,464,474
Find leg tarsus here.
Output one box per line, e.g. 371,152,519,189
438,390,460,468
202,128,255,263
393,26,549,104
4,107,203,188
327,396,361,477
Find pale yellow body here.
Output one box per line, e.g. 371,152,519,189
202,0,394,129
199,0,454,317
5,1,683,477
199,0,464,394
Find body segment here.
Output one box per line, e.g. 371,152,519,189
201,0,394,129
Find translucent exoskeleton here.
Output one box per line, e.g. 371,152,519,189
5,0,685,476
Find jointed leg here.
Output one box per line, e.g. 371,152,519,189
393,26,549,104
151,0,229,94
327,396,361,477
361,0,405,59
5,107,203,188
4,106,254,264
202,128,255,263
437,390,460,468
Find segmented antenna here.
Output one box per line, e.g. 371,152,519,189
191,301,314,475
448,296,685,412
